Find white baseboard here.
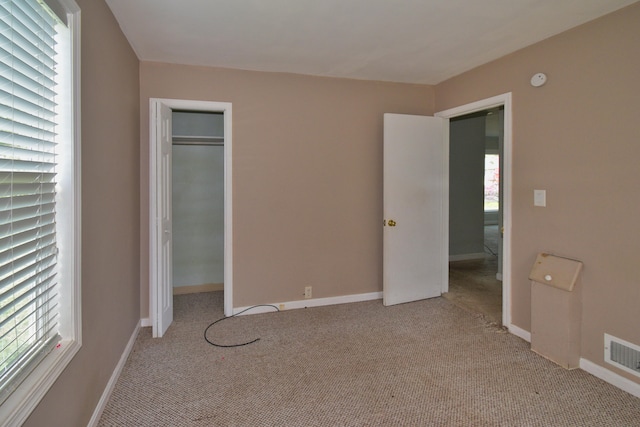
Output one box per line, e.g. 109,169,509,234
233,291,383,316
140,317,151,327
506,327,640,399
449,253,486,262
580,358,640,399
87,321,141,427
173,283,224,295
508,324,531,342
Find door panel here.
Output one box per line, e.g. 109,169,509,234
154,102,173,337
383,114,446,306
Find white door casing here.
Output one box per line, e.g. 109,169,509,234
150,99,233,338
497,108,504,281
383,114,447,306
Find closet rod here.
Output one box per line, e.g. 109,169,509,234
172,140,224,146
172,135,224,146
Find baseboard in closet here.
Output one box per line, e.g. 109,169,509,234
173,283,223,295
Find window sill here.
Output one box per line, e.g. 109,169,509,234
0,339,81,427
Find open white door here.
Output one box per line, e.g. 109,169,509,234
151,102,173,337
383,114,447,306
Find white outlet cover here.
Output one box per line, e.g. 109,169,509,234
531,73,547,87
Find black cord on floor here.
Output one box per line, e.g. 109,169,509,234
204,304,280,348
484,244,498,257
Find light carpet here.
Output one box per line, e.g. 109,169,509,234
99,292,640,426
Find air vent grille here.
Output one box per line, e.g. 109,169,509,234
604,334,640,378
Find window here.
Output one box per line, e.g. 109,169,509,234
0,0,80,424
484,154,499,211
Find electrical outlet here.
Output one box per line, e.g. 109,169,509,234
279,304,285,311
304,286,312,299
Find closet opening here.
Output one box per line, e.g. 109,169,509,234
171,111,225,297
150,98,233,337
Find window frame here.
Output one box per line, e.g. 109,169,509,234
0,0,81,425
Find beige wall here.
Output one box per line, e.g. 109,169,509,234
24,1,141,425
435,3,640,384
139,64,433,312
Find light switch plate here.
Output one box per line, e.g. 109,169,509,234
534,189,546,207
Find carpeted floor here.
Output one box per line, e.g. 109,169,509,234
98,292,640,426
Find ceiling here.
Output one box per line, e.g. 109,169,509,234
105,0,637,85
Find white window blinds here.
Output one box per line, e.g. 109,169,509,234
0,0,62,401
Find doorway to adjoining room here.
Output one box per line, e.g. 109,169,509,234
444,107,504,325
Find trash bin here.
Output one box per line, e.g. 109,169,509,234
529,253,583,369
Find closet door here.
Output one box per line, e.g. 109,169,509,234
152,102,173,337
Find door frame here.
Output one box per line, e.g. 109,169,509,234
435,92,512,328
150,98,234,336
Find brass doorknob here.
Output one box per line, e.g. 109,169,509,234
388,219,396,227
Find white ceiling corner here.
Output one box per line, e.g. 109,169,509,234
105,0,638,85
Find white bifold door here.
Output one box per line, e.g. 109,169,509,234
383,114,447,306
151,102,174,337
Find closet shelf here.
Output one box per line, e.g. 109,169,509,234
172,135,224,146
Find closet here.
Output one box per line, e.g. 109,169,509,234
171,111,224,294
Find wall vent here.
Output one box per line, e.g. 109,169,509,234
604,334,640,378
